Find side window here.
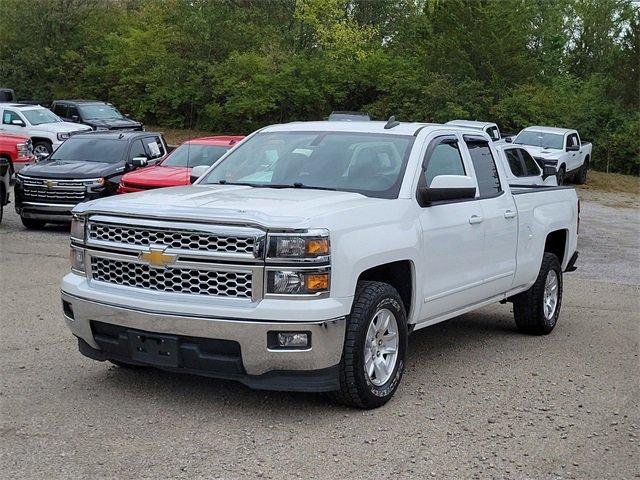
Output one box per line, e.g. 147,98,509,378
424,140,466,185
68,106,79,119
144,136,165,159
53,104,67,117
519,149,541,176
505,149,525,177
2,110,21,125
129,139,147,159
566,134,579,149
465,139,502,197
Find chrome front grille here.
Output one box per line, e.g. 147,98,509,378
21,177,86,203
91,257,253,298
89,222,256,255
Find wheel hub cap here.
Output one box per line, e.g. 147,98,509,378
543,270,559,320
364,308,399,386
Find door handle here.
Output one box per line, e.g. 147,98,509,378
504,210,517,219
469,215,483,224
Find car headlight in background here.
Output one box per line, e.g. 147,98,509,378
266,269,330,296
16,142,29,157
70,216,86,242
82,177,105,187
267,230,330,260
57,132,71,141
94,127,109,131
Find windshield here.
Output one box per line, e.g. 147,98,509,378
79,104,124,120
515,131,564,150
23,108,61,126
200,131,415,199
50,138,127,163
162,143,229,168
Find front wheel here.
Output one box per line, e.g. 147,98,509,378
556,165,566,186
574,159,588,185
328,281,408,409
32,141,52,157
512,253,563,335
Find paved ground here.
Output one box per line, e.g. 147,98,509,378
0,188,638,479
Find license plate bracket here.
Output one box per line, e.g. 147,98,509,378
128,331,179,367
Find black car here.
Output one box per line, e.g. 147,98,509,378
14,131,167,228
51,100,144,131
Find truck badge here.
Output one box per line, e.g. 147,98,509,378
139,246,177,267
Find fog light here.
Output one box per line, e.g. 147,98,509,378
268,331,311,350
70,246,86,275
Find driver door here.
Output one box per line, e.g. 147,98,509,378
0,109,25,135
417,135,486,323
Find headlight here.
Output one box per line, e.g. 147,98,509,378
16,142,29,157
57,132,71,141
70,245,86,275
70,216,86,242
267,230,330,260
82,177,105,187
266,269,330,295
95,127,109,131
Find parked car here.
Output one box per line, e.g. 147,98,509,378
508,126,591,185
61,120,579,408
494,143,557,186
0,132,34,176
118,136,244,193
0,88,16,102
0,155,10,223
446,120,502,142
0,103,92,156
51,100,143,132
15,131,167,228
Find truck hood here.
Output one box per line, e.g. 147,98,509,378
75,185,377,229
519,145,563,158
19,159,123,179
84,118,143,130
121,165,191,187
31,122,92,135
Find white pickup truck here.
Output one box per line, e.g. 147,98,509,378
61,120,579,408
508,126,591,185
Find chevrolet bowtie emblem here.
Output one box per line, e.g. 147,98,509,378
139,247,177,267
44,180,56,188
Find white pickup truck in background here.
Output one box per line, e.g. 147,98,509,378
508,126,591,185
61,120,579,408
495,143,558,187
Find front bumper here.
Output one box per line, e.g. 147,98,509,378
61,291,346,392
16,201,76,221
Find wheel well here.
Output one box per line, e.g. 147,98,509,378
544,230,567,264
357,260,413,318
31,137,52,146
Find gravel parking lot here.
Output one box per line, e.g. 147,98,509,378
1,188,638,479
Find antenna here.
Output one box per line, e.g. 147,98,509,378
384,115,400,129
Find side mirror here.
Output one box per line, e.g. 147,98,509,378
11,119,25,127
190,165,209,184
418,175,476,206
504,137,513,143
566,144,579,152
541,164,557,179
129,156,148,168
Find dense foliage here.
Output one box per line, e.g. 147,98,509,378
0,0,638,174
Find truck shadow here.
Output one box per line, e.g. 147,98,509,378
95,306,524,414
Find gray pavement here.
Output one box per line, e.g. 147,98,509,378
0,188,638,479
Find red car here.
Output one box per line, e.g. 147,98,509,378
118,136,244,193
0,132,34,176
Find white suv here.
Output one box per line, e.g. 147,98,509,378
0,103,91,156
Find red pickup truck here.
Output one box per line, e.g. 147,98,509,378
0,132,34,176
118,136,244,193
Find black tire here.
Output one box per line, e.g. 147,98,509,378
32,140,52,157
328,281,408,409
0,198,3,225
109,359,148,369
512,253,563,335
556,165,566,186
574,158,588,185
21,216,46,229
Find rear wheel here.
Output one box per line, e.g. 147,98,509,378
328,281,408,409
21,216,46,229
512,253,563,335
574,158,588,185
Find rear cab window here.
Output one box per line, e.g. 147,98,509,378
464,136,502,197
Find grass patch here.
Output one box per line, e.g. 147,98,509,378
578,170,640,195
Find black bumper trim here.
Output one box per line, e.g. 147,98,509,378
77,337,340,393
565,250,578,272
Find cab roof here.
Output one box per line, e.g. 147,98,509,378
446,120,497,129
72,131,160,141
262,120,441,136
522,126,575,135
